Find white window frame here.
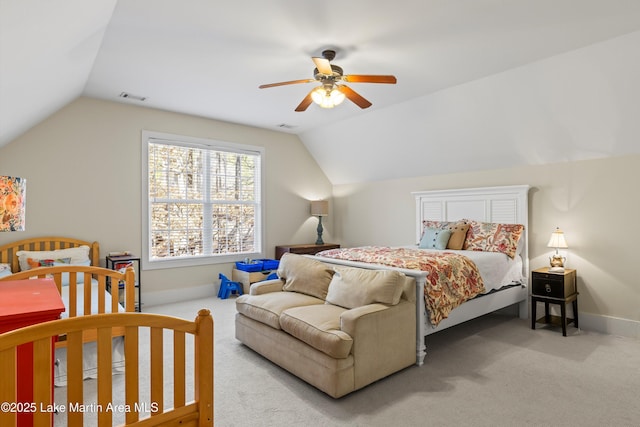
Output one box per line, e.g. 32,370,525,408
142,130,265,270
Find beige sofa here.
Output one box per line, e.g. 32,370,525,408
235,253,416,398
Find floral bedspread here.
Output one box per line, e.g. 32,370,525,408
316,246,485,326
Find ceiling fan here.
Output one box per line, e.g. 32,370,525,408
258,49,397,112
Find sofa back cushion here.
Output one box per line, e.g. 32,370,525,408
277,253,335,300
325,266,405,309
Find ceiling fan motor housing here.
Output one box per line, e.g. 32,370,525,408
314,65,344,80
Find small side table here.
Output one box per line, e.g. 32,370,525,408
531,267,578,336
106,254,142,312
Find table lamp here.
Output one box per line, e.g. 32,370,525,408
547,227,568,272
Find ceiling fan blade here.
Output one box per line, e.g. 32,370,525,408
312,57,333,75
295,90,315,112
259,79,316,89
338,85,372,109
342,75,397,84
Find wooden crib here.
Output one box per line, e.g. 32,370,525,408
0,310,214,426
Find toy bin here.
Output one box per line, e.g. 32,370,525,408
260,259,280,270
235,260,264,272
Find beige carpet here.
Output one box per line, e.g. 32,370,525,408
56,296,640,426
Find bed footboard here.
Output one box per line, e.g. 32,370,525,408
308,255,528,366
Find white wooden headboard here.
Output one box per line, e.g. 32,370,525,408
412,185,531,280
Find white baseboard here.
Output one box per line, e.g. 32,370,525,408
579,312,640,339
141,286,639,339
531,300,639,339
142,283,216,308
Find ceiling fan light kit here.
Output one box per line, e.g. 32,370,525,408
259,49,396,111
311,85,345,108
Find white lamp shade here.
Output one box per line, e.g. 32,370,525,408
547,227,568,249
310,200,329,216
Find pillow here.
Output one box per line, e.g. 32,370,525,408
27,257,71,269
325,266,404,309
56,259,92,286
446,223,470,250
16,246,90,271
419,227,451,250
277,253,335,300
462,220,524,258
422,220,453,230
0,263,12,278
421,220,470,250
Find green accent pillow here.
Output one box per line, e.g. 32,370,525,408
419,227,452,250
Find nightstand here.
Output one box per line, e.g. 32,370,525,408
106,254,142,312
531,267,578,336
275,243,340,260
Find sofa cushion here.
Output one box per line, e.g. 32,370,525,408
280,305,353,359
236,292,324,330
325,266,405,309
277,253,335,300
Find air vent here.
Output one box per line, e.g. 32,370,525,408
119,92,147,102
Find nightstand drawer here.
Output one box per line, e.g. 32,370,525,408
531,269,576,298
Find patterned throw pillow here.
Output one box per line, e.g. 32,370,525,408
27,257,71,269
422,220,453,230
462,220,524,258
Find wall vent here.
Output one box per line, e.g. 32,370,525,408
119,92,147,102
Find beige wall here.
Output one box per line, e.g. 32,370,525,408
1,97,638,333
0,97,333,297
332,155,640,328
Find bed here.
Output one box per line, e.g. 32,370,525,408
0,236,136,382
309,185,530,366
0,309,214,426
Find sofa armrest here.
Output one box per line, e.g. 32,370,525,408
340,304,389,332
249,279,284,295
339,300,416,389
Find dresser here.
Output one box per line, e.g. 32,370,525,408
0,278,65,426
275,243,340,260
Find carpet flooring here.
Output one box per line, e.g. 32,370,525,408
55,296,640,426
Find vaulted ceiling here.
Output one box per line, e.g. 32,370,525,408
2,0,640,184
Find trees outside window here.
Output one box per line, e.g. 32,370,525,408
143,131,263,269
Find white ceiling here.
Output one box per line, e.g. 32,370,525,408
2,0,640,184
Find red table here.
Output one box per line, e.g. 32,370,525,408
0,278,65,426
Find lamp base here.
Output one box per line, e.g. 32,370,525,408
315,216,324,245
548,266,565,273
550,254,565,268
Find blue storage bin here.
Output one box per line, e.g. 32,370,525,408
235,260,264,272
235,259,279,272
261,259,280,270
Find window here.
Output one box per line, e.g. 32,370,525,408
142,131,264,269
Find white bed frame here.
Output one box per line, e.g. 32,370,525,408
311,185,530,366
